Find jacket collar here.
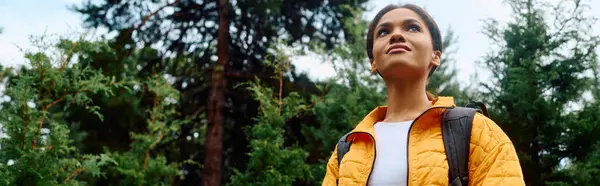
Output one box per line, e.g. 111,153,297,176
350,96,456,136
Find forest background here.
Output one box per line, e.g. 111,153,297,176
1,0,600,185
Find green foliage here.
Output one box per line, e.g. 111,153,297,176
97,74,189,185
550,60,600,185
479,0,600,184
0,35,123,185
300,8,386,184
5,0,600,185
548,101,600,186
73,1,370,182
228,45,311,186
0,35,189,185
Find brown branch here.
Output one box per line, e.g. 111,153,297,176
21,104,29,150
39,69,45,111
277,63,284,116
257,99,267,117
63,168,86,183
47,162,73,177
48,166,67,177
205,67,256,80
283,83,329,124
143,151,150,170
143,133,165,169
33,95,65,148
34,67,48,148
187,107,206,120
60,42,78,72
37,57,45,141
48,156,90,178
45,96,66,110
284,94,326,124
129,0,182,36
151,90,159,126
149,78,166,128
31,79,113,148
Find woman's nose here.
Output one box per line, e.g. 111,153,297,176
390,31,406,43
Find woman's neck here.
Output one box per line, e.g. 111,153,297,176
382,78,432,123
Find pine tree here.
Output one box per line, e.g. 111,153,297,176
72,1,369,183
227,43,311,186
479,0,599,184
0,36,122,185
300,8,385,183
549,38,600,186
0,35,190,185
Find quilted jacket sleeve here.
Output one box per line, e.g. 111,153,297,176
322,145,339,186
470,114,526,186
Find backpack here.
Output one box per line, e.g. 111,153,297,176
335,101,489,186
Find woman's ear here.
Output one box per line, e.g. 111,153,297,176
370,59,378,73
431,51,441,67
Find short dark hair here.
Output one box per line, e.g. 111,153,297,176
366,4,443,77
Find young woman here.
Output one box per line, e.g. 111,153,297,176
322,4,525,186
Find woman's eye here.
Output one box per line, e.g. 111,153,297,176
407,25,421,32
377,30,389,37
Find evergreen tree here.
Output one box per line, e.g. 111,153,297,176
72,1,369,183
228,43,311,186
0,35,189,185
479,0,599,184
549,38,600,186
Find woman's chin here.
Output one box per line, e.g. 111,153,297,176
381,59,421,71
378,60,425,77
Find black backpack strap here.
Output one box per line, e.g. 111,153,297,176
466,101,488,117
442,107,479,186
335,132,353,185
336,132,353,168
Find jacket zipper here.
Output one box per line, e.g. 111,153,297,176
405,106,454,186
365,132,376,185
345,105,453,185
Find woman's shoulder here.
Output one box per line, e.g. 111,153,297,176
470,113,514,150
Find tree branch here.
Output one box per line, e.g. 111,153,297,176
151,88,159,126
277,62,284,116
284,85,328,124
33,95,65,148
31,80,109,148
60,42,78,72
21,103,29,150
47,162,74,177
63,168,86,183
143,133,165,169
205,66,255,80
129,0,182,36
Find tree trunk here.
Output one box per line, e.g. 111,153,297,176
204,0,229,185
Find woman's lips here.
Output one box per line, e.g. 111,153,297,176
387,44,411,54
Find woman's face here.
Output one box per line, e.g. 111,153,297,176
371,8,440,80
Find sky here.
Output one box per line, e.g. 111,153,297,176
0,0,87,65
1,0,600,86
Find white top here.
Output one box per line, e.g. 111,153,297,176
367,120,413,186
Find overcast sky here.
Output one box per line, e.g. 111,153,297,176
1,0,599,85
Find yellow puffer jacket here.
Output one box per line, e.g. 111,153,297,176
322,97,525,186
